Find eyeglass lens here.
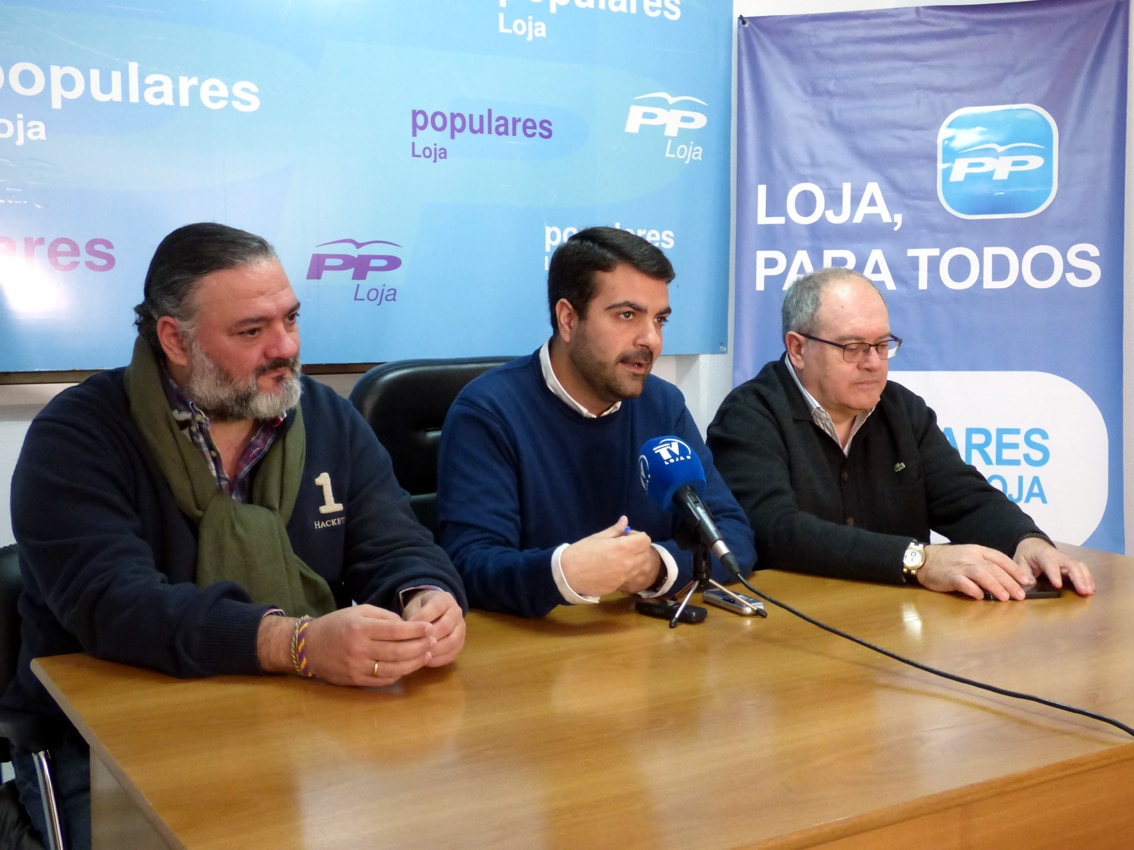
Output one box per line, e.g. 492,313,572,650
843,339,900,362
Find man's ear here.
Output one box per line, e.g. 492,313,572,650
156,316,191,368
555,298,579,344
785,331,807,370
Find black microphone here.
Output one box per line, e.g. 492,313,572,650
638,436,742,577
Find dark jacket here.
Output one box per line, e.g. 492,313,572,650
5,371,464,720
706,358,1045,583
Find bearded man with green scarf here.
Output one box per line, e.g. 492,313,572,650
4,222,467,850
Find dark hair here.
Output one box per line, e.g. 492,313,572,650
133,222,278,351
781,267,883,339
546,226,674,334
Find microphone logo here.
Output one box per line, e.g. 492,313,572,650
650,438,689,464
638,436,698,502
638,435,741,577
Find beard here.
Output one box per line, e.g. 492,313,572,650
184,339,302,422
569,337,654,407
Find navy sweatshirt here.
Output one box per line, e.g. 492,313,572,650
5,371,464,720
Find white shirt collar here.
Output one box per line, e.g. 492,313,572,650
539,339,622,419
783,352,873,454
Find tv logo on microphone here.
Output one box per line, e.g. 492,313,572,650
650,438,691,463
938,104,1058,219
638,436,694,492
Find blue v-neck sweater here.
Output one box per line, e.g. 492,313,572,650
437,352,755,617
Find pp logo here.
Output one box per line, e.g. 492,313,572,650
625,92,707,137
307,239,402,280
938,104,1058,219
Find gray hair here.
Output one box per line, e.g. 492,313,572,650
133,222,278,353
781,267,883,339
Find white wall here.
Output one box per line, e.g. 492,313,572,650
1,0,1129,550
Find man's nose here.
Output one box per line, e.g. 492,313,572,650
267,324,300,360
637,321,663,353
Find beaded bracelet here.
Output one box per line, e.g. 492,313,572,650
290,615,316,678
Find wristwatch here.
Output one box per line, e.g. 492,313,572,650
901,541,926,584
646,562,670,593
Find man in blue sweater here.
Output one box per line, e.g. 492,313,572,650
437,226,755,618
4,223,467,849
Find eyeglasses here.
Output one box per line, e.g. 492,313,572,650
800,334,902,363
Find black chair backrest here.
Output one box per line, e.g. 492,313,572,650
348,357,510,537
0,544,23,762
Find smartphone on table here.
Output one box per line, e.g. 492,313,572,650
702,588,767,617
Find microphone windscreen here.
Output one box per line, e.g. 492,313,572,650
638,436,707,509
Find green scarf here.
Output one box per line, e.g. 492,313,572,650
123,337,336,617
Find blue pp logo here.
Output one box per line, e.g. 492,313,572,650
938,105,1058,219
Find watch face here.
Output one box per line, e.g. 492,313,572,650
903,546,924,568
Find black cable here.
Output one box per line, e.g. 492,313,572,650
736,574,1134,739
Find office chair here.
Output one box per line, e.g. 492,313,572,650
349,357,510,538
0,544,64,850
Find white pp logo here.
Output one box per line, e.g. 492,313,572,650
625,92,707,137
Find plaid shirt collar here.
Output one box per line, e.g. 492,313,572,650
161,368,284,502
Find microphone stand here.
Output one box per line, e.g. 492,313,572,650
667,526,763,628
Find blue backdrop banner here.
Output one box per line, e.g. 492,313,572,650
0,0,729,370
735,0,1127,551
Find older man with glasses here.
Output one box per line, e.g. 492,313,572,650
707,267,1094,601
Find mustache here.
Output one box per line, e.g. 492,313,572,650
255,357,300,377
619,349,654,365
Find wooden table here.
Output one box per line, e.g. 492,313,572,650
33,544,1134,849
